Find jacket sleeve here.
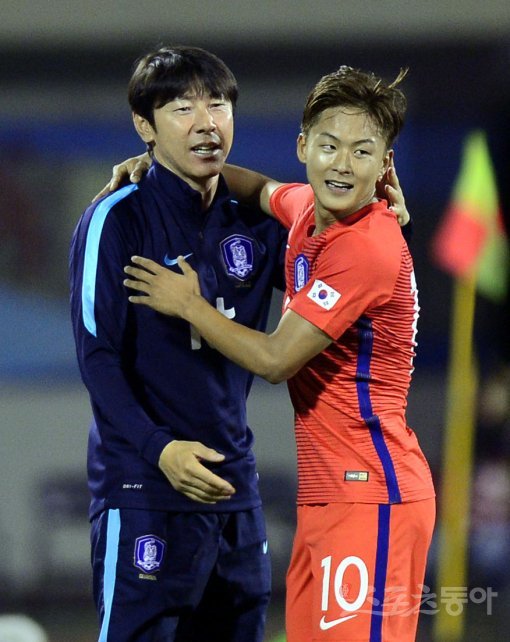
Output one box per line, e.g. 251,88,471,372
69,193,172,467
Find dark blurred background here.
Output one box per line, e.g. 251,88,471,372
1,1,510,640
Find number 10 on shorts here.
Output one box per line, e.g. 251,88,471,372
321,555,369,614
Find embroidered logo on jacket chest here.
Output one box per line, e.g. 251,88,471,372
220,234,254,281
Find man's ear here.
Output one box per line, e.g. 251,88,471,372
296,133,307,164
132,113,155,144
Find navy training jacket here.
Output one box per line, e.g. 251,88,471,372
70,161,287,519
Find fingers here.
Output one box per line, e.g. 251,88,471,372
179,484,233,504
127,294,151,305
176,257,200,295
386,182,405,211
386,166,401,191
92,182,113,202
129,160,146,184
171,461,235,504
128,255,192,276
159,441,236,504
123,278,149,295
177,256,194,275
91,155,147,202
123,262,156,295
385,184,398,205
124,265,156,281
90,166,131,203
193,443,227,463
130,256,161,273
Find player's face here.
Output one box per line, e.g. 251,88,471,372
297,107,389,232
133,93,234,193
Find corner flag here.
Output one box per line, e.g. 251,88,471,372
431,131,508,641
431,130,509,301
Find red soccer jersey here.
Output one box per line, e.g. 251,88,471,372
270,183,435,505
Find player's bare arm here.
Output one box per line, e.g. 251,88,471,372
221,164,282,216
93,153,282,216
159,440,236,504
124,256,332,383
94,150,410,225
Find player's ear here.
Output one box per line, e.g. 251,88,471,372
296,133,307,164
132,112,156,145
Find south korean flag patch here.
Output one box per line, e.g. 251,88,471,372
307,279,341,310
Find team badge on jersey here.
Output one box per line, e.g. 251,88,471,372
134,535,166,573
294,254,309,292
220,235,254,281
307,279,341,309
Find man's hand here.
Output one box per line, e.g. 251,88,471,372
92,152,152,201
159,441,236,504
124,256,200,318
376,152,410,227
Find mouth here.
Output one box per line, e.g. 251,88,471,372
325,180,353,193
191,141,222,158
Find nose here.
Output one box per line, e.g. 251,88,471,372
333,148,352,173
194,104,216,133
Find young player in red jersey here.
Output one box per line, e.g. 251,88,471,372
122,66,435,642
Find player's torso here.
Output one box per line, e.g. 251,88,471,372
123,171,282,441
283,207,433,505
85,170,284,514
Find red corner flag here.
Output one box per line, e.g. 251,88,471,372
431,130,509,301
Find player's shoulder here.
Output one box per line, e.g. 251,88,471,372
84,183,142,225
352,203,403,246
326,207,401,271
270,182,312,214
95,183,141,212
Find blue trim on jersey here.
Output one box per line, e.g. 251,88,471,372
98,509,121,642
355,317,402,504
82,185,139,336
370,504,391,642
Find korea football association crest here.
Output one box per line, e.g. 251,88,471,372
294,254,310,292
134,535,166,574
220,235,254,281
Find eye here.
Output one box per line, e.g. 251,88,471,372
320,144,336,152
174,106,191,113
354,148,370,157
210,101,228,110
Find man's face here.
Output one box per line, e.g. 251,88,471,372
297,107,389,230
134,93,234,192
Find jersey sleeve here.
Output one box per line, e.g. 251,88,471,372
289,227,401,340
269,183,313,229
69,194,173,467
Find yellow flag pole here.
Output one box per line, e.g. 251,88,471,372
433,275,478,641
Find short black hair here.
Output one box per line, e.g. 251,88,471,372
128,45,238,127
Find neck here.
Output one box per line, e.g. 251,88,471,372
314,195,378,234
195,177,219,211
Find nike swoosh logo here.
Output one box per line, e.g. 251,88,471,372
164,252,193,266
319,614,357,630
